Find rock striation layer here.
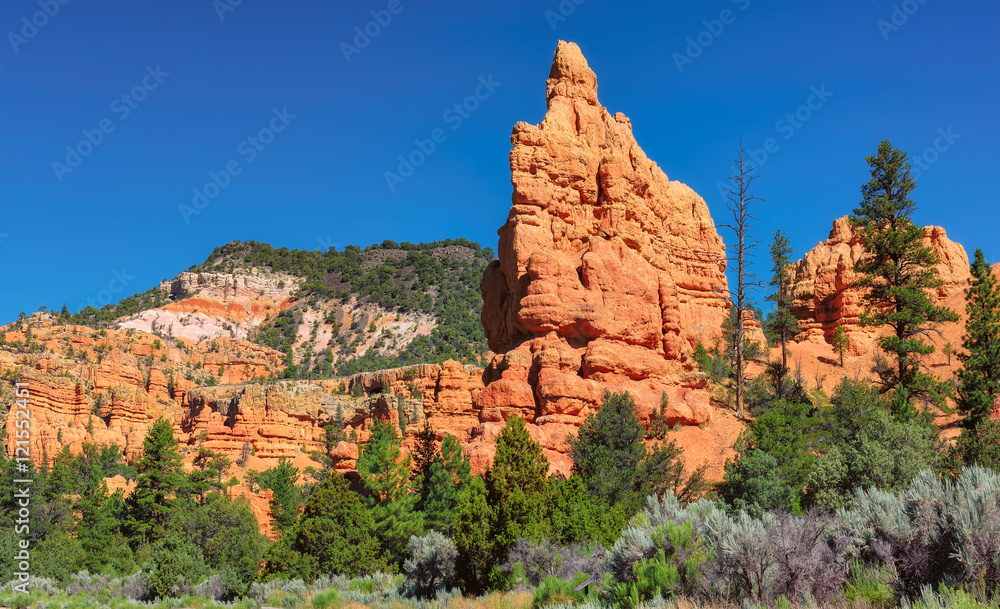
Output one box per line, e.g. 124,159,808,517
477,41,729,452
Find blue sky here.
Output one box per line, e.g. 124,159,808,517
2,0,997,322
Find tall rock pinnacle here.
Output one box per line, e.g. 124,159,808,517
473,41,730,471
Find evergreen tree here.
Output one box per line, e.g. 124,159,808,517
145,534,210,599
422,433,470,534
568,391,646,512
833,325,848,367
765,230,798,394
358,420,413,502
720,449,794,518
849,139,959,416
547,475,626,546
128,418,184,546
46,445,76,500
257,457,303,534
956,249,1000,427
569,391,707,513
453,416,551,591
412,420,439,484
168,495,268,598
642,438,710,505
75,477,118,573
356,419,423,567
0,457,19,531
287,471,386,580
486,416,550,553
452,475,493,594
189,447,232,504
949,418,1000,472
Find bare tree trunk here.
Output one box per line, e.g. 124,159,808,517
735,227,745,418
723,143,762,419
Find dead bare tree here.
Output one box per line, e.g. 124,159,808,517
721,142,764,419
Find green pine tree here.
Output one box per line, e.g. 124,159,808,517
849,139,959,417
485,416,550,580
453,416,552,591
167,494,268,597
568,391,707,514
568,391,647,513
188,447,232,504
956,249,1000,427
452,475,493,594
257,457,303,534
75,477,118,573
46,445,77,501
487,416,549,532
411,420,439,484
287,471,386,580
547,475,626,546
764,230,799,395
422,433,471,534
356,419,423,567
127,418,185,546
833,324,849,367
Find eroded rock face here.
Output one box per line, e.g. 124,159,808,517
790,216,971,354
477,41,728,443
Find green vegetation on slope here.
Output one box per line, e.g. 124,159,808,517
200,239,494,376
24,238,495,377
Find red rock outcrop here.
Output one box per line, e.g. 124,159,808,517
742,309,767,351
789,216,970,355
476,41,728,459
0,319,284,462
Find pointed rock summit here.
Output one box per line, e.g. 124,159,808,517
474,42,730,471
545,40,599,105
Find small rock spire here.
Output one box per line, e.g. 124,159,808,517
546,40,599,106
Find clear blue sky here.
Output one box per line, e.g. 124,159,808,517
2,0,997,321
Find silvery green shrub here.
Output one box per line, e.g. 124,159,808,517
120,572,150,601
403,530,458,598
196,574,227,601
840,466,1000,597
504,537,605,586
703,509,847,605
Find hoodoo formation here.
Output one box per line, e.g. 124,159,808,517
474,41,730,471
